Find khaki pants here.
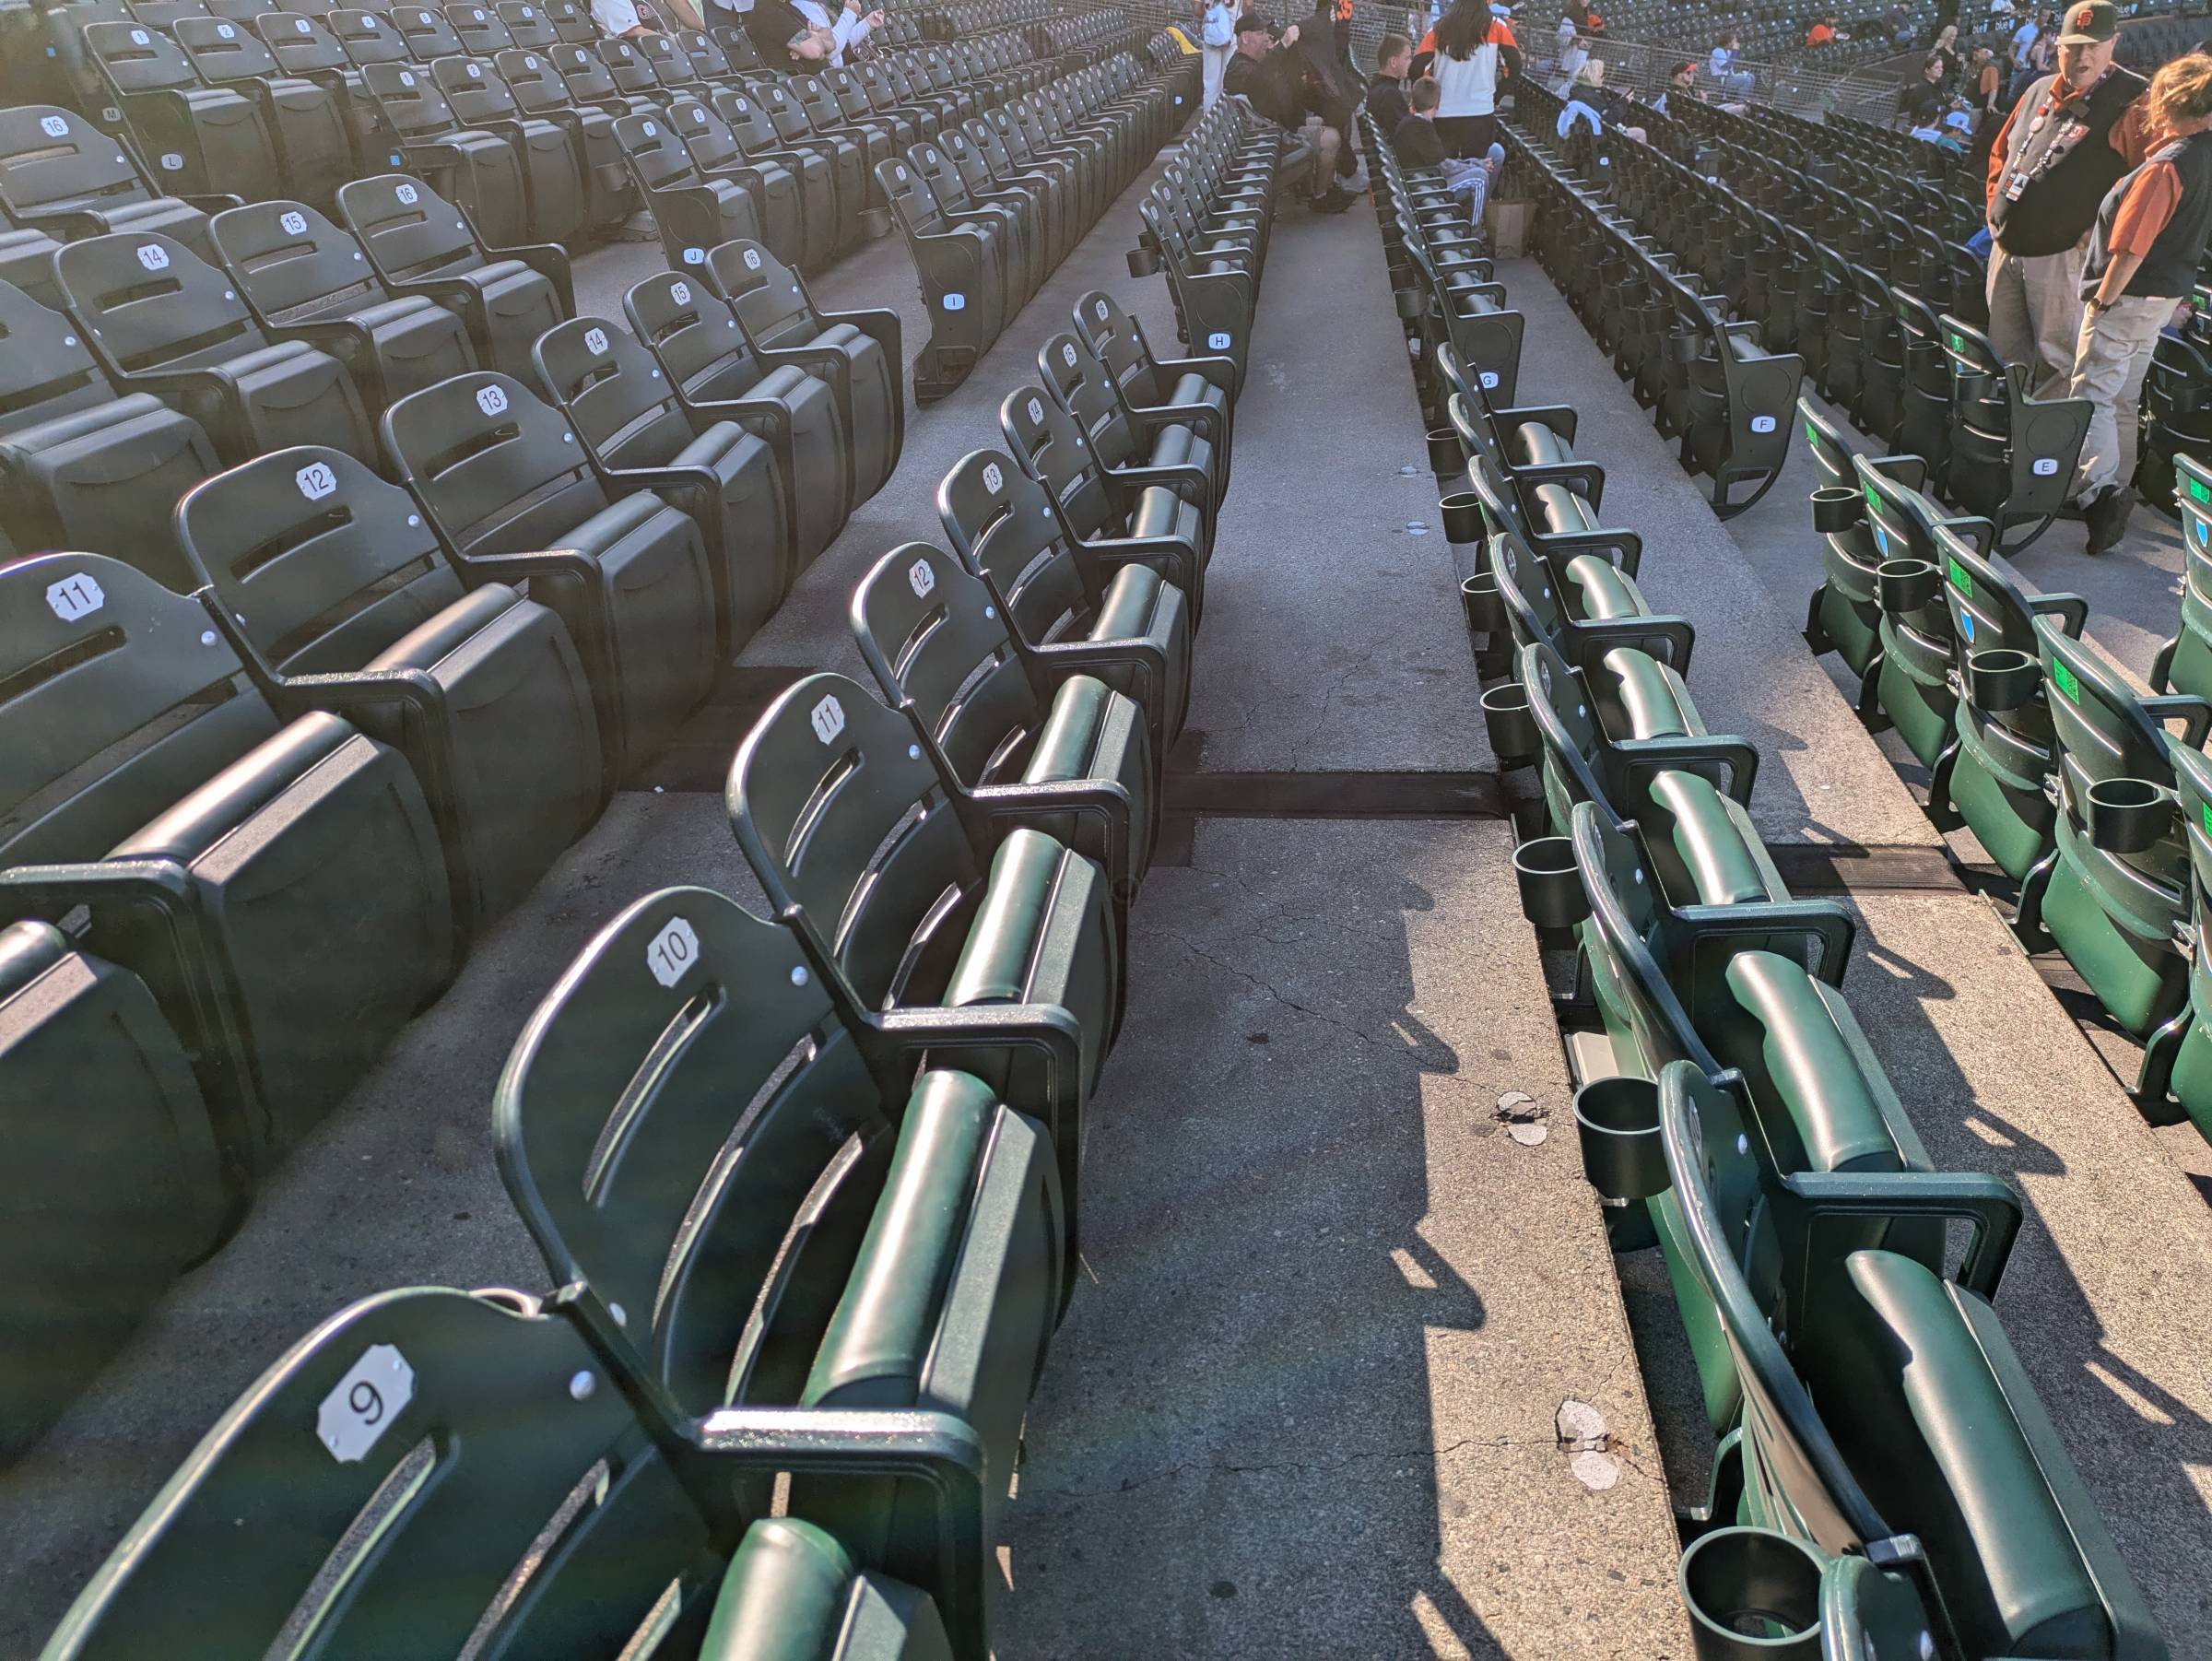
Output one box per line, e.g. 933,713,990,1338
1201,41,1231,108
1986,237,2089,398
2067,292,2172,499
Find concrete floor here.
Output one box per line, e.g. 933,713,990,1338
0,160,1694,1655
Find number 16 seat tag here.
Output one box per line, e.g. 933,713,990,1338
317,1344,415,1464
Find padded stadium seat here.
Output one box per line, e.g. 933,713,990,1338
0,552,452,1170
715,86,841,272
533,314,791,656
173,16,352,210
494,44,633,230
81,19,282,204
387,2,464,60
0,104,215,254
938,448,1190,758
0,277,218,583
707,237,901,503
52,230,375,465
1854,457,1996,772
361,61,532,247
624,268,853,570
752,77,868,255
794,73,899,202
173,446,604,942
908,137,1037,306
855,541,1155,882
1796,396,1896,686
664,95,805,272
614,109,762,273
731,672,1126,1101
208,198,477,408
41,1287,999,1657
429,55,587,247
1938,315,2091,553
338,172,570,376
1072,288,1236,454
1039,330,1223,514
0,920,227,1467
2156,455,2212,705
381,370,716,780
257,10,399,175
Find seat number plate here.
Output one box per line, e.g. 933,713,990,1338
396,183,418,204
280,209,308,235
45,571,104,622
670,280,690,303
39,115,66,136
810,693,846,744
1750,415,1775,432
645,915,700,986
317,1344,414,1464
159,153,182,171
136,242,169,271
1027,397,1044,423
1062,343,1077,367
744,248,761,270
296,461,338,501
683,247,704,265
944,292,964,311
909,558,935,597
476,383,509,416
982,462,1003,491
2032,457,2057,475
583,325,609,355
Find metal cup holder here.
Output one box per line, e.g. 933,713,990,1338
1440,490,1486,544
2086,776,2178,854
1461,571,1505,636
1483,680,1538,767
1125,245,1161,277
1670,330,1705,364
1875,557,1938,614
859,206,892,240
1573,1076,1668,1204
1678,1528,1825,1661
1429,426,1466,477
1809,486,1862,534
1395,287,1428,321
1965,646,2038,713
1513,834,1586,927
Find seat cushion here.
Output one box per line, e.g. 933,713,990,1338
1167,370,1230,419
1022,673,1153,879
1809,1251,2110,1661
1596,647,1698,738
1643,770,1774,906
1529,480,1598,535
1561,554,1649,621
1717,951,1911,1175
700,1519,856,1661
1508,422,1576,467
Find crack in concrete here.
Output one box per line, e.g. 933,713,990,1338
1143,926,1391,1052
1296,646,1381,768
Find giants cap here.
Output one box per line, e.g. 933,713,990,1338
2056,1,2119,46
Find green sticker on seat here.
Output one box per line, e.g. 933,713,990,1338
1946,556,1971,597
2052,658,2080,703
1865,482,1880,513
2190,477,2211,505
1806,418,1818,445
2203,799,2212,839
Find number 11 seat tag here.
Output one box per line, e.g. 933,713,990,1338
317,1344,415,1463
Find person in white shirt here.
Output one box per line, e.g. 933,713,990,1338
1199,0,1236,107
591,0,650,34
789,0,882,65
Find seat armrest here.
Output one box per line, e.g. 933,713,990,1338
1771,1168,2022,1299
1672,898,1857,987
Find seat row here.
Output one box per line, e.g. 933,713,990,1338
0,224,905,1460
861,33,1182,398
1375,161,2164,1652
28,279,1249,1659
1802,413,2212,1151
1501,94,1803,518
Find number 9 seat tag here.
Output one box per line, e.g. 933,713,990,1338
317,1343,415,1463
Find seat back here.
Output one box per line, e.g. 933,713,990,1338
1519,638,1628,836
329,7,414,68
756,77,822,147
338,172,486,285
81,19,203,95
853,540,1042,785
636,30,700,90
936,448,1091,655
171,16,292,88
1039,330,1139,471
496,0,559,49
496,885,890,1411
615,105,707,194
727,670,977,1007
41,1288,725,1658
1073,289,1171,410
533,312,701,473
791,72,850,137
545,0,594,42
433,54,528,126
676,27,732,80
0,276,113,437
1567,799,1724,1079
667,94,743,173
172,445,469,676
496,44,573,112
388,1,463,58
445,1,512,53
259,10,357,76
0,105,154,218
709,236,819,355
52,230,271,378
2037,618,2195,900
208,198,391,325
878,154,950,236
717,83,786,156
363,60,468,142
998,380,1113,538
549,39,623,104
2169,455,2212,702
382,369,610,554
595,35,659,98
624,268,766,405
0,552,276,870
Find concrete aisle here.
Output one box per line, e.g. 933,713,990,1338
994,206,1688,1659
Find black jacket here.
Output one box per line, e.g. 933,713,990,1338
1367,72,1409,135
1225,47,1302,128
1393,112,1447,168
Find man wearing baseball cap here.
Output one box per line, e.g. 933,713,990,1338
1983,0,2152,396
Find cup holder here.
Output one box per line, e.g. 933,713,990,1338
1395,287,1428,321
1483,680,1538,766
1462,571,1505,635
1125,245,1161,277
1809,486,1863,534
1679,1528,1825,1661
1513,834,1586,928
859,207,892,241
1670,330,1705,364
1573,1076,1669,1203
2086,776,2177,854
1429,426,1466,477
1440,489,1486,544
1875,557,1938,614
1965,646,2039,713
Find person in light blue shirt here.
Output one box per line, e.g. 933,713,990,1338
1707,29,1750,96
1200,0,1235,106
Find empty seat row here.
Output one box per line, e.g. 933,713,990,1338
1377,152,2167,1658
30,275,1252,1655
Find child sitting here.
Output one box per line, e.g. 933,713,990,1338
1394,77,1507,217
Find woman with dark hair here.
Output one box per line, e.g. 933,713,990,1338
1430,0,1521,157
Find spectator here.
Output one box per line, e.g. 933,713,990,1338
1806,11,1838,50
1985,0,2152,395
2067,51,2212,550
1899,54,1952,128
1199,0,1237,109
1650,58,1699,116
1431,0,1523,157
1394,74,1506,214
1931,23,1962,83
1555,12,1589,89
2010,3,2040,70
591,0,654,33
1709,30,1752,97
1559,57,1647,142
1226,13,1354,209
1886,2,1912,46
1369,33,1416,135
766,0,879,65
1969,42,2007,167
1296,0,1362,183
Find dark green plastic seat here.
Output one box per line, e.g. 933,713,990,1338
52,230,375,467
360,59,533,245
703,1520,955,1661
665,93,807,272
1937,313,2091,553
1796,395,1914,684
0,552,452,1174
938,447,1190,759
0,920,225,1467
1072,287,1237,442
430,53,588,245
1486,524,1698,717
713,88,842,273
337,171,571,377
625,268,853,571
173,445,604,946
2150,739,2212,1139
173,15,352,212
535,313,791,657
1452,404,1645,578
2017,618,2208,1052
729,671,1125,1104
497,45,636,231
495,887,1063,1608
2154,454,2212,703
1857,454,1994,769
853,541,1155,882
1039,328,1224,514
617,108,765,274
876,155,1006,402
42,1287,991,1658
381,368,718,782
0,104,215,253
81,19,282,205
0,277,218,583
753,77,868,256
1656,1063,2162,1661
